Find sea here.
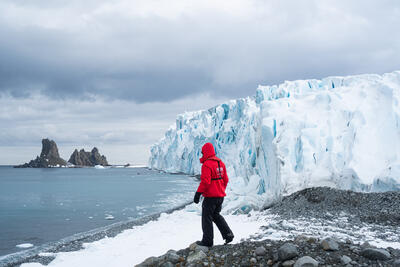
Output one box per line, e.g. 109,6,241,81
0,166,198,257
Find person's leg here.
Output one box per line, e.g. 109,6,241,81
201,198,216,246
212,198,234,241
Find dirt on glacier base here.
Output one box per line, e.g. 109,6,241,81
136,187,400,267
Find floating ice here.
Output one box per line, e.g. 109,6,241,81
16,244,34,249
150,71,400,210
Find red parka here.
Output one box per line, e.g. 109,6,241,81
197,143,229,198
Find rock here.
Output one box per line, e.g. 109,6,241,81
135,256,158,266
195,245,209,253
187,250,207,263
361,248,391,261
321,237,339,251
278,243,299,261
160,262,174,267
267,259,274,266
340,255,352,265
68,147,108,166
250,257,257,264
393,259,400,267
165,251,180,264
293,256,319,267
15,139,67,168
282,260,295,267
255,246,267,256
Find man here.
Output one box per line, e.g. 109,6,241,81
193,142,234,247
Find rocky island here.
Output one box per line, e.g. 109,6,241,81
68,147,108,167
15,139,109,168
15,139,67,168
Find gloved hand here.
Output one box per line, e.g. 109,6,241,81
193,192,202,204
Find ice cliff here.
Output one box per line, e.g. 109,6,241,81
149,71,400,212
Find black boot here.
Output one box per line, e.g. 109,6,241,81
224,232,234,244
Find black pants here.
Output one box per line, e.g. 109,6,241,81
201,197,233,246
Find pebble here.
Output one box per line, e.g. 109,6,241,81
282,260,295,266
255,246,267,256
293,256,318,267
321,237,339,251
340,255,352,265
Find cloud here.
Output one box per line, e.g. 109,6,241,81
0,92,229,164
0,0,399,102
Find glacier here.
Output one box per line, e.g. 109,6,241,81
149,71,400,212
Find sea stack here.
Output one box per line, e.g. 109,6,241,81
68,147,108,167
15,139,67,168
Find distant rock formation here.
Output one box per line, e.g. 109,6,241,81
15,139,67,168
68,147,108,166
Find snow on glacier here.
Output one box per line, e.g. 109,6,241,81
150,71,400,211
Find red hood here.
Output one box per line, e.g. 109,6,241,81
200,143,221,163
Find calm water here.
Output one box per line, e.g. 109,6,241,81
0,166,197,256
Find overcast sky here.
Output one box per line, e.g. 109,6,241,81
1,0,400,165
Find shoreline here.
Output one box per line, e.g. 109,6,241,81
0,201,192,267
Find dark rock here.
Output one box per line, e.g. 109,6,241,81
282,260,295,267
321,237,339,251
15,139,67,168
68,147,108,166
278,243,298,261
165,251,180,264
393,259,400,267
187,250,207,263
340,255,351,265
255,246,267,256
293,256,318,267
361,248,391,261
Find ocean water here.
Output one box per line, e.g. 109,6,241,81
0,166,197,257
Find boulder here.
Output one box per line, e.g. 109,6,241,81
294,256,319,267
361,248,391,261
278,243,299,261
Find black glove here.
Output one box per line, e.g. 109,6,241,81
193,192,201,204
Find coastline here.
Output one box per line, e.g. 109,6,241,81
0,201,192,267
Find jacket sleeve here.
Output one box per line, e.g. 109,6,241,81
197,164,211,193
223,164,229,189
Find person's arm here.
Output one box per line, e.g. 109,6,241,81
222,164,229,189
197,164,211,193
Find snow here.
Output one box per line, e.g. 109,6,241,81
20,204,265,267
149,71,400,210
20,204,400,267
16,243,34,249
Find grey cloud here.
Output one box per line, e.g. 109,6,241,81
0,0,399,102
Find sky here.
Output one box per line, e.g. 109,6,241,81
1,0,400,165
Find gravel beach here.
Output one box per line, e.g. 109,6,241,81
136,187,400,267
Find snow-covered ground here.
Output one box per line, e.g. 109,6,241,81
20,204,265,267
20,202,400,267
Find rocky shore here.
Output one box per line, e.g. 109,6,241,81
136,236,400,267
136,187,400,267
